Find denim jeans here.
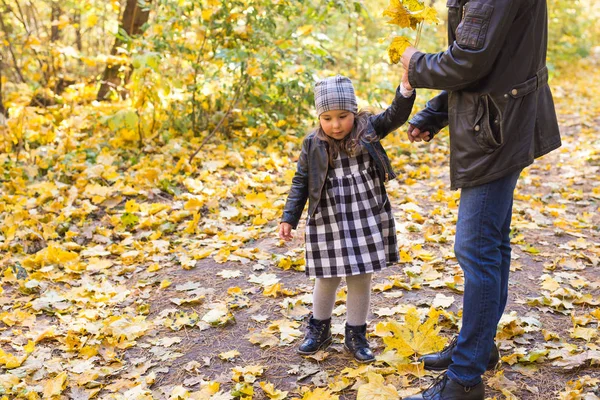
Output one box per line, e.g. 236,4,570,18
447,169,522,387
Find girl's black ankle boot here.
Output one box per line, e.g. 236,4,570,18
297,316,332,355
344,323,375,363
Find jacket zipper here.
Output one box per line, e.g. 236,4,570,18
312,144,328,218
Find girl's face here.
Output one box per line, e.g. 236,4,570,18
319,110,355,140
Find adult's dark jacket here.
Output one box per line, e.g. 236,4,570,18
407,0,561,190
281,88,415,229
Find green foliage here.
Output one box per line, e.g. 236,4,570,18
547,0,599,71
0,0,598,156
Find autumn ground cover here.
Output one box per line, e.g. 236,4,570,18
1,0,600,398
0,52,598,399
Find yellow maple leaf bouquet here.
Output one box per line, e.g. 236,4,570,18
384,0,440,64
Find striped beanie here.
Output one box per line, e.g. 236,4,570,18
314,75,358,116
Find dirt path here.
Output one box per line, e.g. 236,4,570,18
140,105,600,399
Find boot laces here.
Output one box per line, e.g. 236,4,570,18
307,319,327,338
440,336,458,356
424,373,449,398
348,329,368,348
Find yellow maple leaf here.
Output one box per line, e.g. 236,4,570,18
22,243,79,270
571,326,598,341
388,36,412,65
218,349,240,361
0,349,25,368
196,381,220,397
35,328,57,343
263,283,283,298
248,331,279,348
80,345,99,358
201,304,233,326
242,192,268,208
253,215,268,225
233,365,264,383
302,387,340,400
375,307,445,357
377,350,424,376
357,372,399,399
24,340,35,354
159,279,172,289
192,248,214,260
383,0,411,28
43,371,68,398
184,211,201,235
268,319,303,344
399,250,413,263
125,199,140,212
416,6,439,23
259,381,288,400
184,197,205,211
277,257,292,270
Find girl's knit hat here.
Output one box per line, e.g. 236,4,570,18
314,75,358,116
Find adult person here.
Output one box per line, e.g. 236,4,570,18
399,0,561,399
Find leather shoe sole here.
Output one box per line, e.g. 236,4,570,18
343,344,375,363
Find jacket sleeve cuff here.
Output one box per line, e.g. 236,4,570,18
399,82,414,98
281,212,300,230
408,51,424,89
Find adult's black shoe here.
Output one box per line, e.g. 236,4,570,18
403,373,484,400
297,316,332,355
419,337,500,371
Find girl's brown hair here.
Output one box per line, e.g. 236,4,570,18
315,110,377,168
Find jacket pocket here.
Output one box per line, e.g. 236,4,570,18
473,94,503,154
456,2,494,50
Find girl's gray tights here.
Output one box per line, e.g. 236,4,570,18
312,273,372,326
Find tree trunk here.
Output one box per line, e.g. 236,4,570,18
97,0,151,101
0,54,6,124
50,1,60,42
73,10,82,53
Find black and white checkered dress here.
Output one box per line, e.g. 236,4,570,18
305,148,398,278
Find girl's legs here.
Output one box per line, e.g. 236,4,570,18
299,277,340,355
344,273,374,363
346,273,372,326
312,277,342,320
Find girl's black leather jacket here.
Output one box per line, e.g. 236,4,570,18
281,87,415,228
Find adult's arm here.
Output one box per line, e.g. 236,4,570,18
408,91,449,141
408,0,522,91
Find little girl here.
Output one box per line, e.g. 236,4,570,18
279,74,415,363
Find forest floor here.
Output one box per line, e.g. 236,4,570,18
134,65,600,399
0,61,599,399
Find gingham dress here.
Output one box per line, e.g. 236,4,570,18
305,148,398,278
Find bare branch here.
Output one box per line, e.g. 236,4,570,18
189,72,250,164
0,8,26,83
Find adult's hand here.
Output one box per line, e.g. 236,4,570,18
407,124,431,143
401,46,419,71
402,71,413,91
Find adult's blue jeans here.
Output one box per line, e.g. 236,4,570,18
447,169,522,387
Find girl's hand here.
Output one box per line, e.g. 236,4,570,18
279,222,293,241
